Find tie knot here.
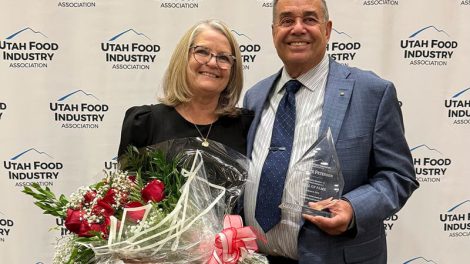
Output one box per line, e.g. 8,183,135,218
284,80,302,94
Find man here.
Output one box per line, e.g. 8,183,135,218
243,0,419,263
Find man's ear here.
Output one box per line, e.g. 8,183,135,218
325,20,333,41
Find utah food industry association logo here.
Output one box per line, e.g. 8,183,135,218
327,28,362,66
0,27,59,69
49,89,109,129
444,86,470,125
3,148,63,187
100,28,161,70
400,25,458,66
104,156,118,173
231,29,261,71
0,210,14,242
440,200,470,238
410,144,451,184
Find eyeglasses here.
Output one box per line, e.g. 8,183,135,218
190,45,236,70
277,15,326,28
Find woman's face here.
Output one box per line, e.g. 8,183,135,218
187,28,233,98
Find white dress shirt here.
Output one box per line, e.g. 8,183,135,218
244,54,329,259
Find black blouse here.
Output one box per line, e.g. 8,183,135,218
118,104,254,156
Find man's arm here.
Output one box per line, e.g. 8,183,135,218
304,82,419,236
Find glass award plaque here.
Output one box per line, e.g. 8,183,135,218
280,128,344,217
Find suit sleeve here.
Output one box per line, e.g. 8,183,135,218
343,82,419,237
117,105,152,157
243,89,252,109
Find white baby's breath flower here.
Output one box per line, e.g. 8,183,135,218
52,235,75,264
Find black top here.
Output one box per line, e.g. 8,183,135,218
118,104,254,156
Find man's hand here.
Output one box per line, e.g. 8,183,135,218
302,198,354,235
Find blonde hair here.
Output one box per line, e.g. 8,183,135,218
161,19,244,116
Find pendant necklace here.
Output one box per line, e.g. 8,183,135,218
194,123,213,147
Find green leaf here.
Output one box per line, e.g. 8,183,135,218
23,184,67,218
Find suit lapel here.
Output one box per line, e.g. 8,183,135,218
319,59,355,144
246,71,281,157
251,76,278,130
248,61,354,154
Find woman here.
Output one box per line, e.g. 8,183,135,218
118,19,253,157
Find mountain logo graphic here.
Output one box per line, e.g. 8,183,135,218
10,148,53,161
332,28,352,39
410,144,443,155
5,27,48,40
403,256,438,264
447,200,470,213
451,87,470,98
231,30,252,41
109,29,151,41
57,90,99,102
409,26,450,38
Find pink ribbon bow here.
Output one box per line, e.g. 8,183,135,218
208,215,259,264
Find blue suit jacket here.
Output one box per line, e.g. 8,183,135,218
243,58,419,263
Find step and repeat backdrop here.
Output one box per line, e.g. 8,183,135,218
1,0,470,263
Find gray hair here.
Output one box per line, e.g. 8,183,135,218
272,0,329,22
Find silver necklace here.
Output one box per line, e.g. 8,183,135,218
193,123,213,147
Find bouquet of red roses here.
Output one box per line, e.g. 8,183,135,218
24,138,267,264
23,146,184,263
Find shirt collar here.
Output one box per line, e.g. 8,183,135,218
276,53,329,94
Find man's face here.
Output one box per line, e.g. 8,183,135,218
272,0,332,77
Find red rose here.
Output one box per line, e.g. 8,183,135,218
92,199,115,217
128,175,137,183
119,193,129,204
83,190,97,204
77,221,94,237
88,189,116,217
102,216,111,236
102,188,116,205
64,208,85,234
78,216,110,238
65,208,112,238
141,179,165,203
125,201,145,223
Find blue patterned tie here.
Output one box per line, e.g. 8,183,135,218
255,79,302,232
